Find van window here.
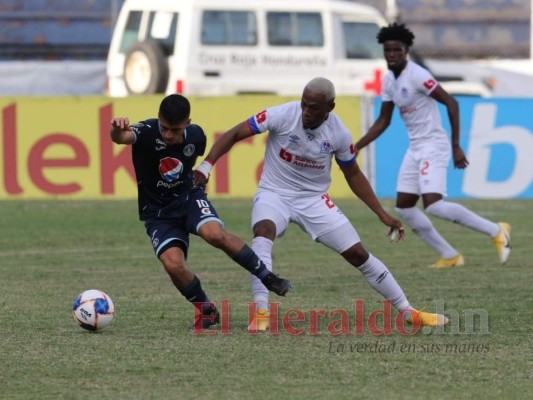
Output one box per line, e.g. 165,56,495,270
267,12,323,46
146,11,177,55
201,11,257,45
342,21,382,59
119,11,142,53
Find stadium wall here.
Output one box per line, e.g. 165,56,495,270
0,95,531,200
0,95,361,200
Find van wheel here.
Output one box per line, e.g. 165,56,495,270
124,41,168,95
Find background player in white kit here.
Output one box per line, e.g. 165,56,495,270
354,23,511,269
194,77,449,331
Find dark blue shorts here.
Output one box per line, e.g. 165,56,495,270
143,189,222,259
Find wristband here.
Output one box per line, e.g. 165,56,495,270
195,160,213,180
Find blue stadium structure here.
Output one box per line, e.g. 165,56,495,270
0,0,124,60
358,0,530,59
0,0,529,60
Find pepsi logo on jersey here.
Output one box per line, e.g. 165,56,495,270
159,157,183,182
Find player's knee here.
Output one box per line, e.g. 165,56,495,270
198,221,225,247
159,247,186,278
161,256,187,278
425,200,446,218
253,220,276,240
395,206,433,232
202,228,227,248
395,206,414,220
341,243,369,267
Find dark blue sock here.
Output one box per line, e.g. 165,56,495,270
232,244,269,279
179,275,211,306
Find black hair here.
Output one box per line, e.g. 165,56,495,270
377,23,415,47
159,94,191,124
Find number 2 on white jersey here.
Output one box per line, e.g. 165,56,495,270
321,194,335,209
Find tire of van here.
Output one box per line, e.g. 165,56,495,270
123,41,169,95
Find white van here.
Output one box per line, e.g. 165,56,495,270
106,0,390,97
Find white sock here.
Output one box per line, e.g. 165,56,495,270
250,236,273,312
357,253,412,312
395,206,458,259
426,200,500,237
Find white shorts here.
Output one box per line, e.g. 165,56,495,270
251,188,361,253
396,143,450,195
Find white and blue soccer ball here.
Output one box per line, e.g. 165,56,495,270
73,289,115,331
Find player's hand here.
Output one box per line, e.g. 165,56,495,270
110,117,135,145
192,160,213,187
453,146,469,169
193,169,208,187
111,117,130,131
380,214,405,242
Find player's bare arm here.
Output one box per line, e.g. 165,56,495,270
206,121,253,164
355,101,394,152
110,117,135,145
430,86,468,168
193,121,254,186
340,162,405,240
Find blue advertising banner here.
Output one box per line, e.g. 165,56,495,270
373,97,533,199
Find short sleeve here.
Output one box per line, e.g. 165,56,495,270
381,73,394,102
247,102,295,135
413,67,439,95
334,120,356,166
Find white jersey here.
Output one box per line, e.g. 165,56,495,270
381,61,449,150
247,101,356,196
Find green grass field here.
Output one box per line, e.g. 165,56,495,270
0,199,532,399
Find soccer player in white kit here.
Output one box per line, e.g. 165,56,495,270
194,77,448,331
355,23,511,269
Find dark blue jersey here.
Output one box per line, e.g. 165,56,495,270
130,118,206,220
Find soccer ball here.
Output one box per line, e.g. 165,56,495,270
72,289,115,331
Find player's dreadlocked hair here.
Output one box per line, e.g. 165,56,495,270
377,23,415,47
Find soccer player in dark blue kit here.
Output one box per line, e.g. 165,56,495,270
110,94,291,331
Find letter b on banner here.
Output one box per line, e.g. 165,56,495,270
464,102,533,198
